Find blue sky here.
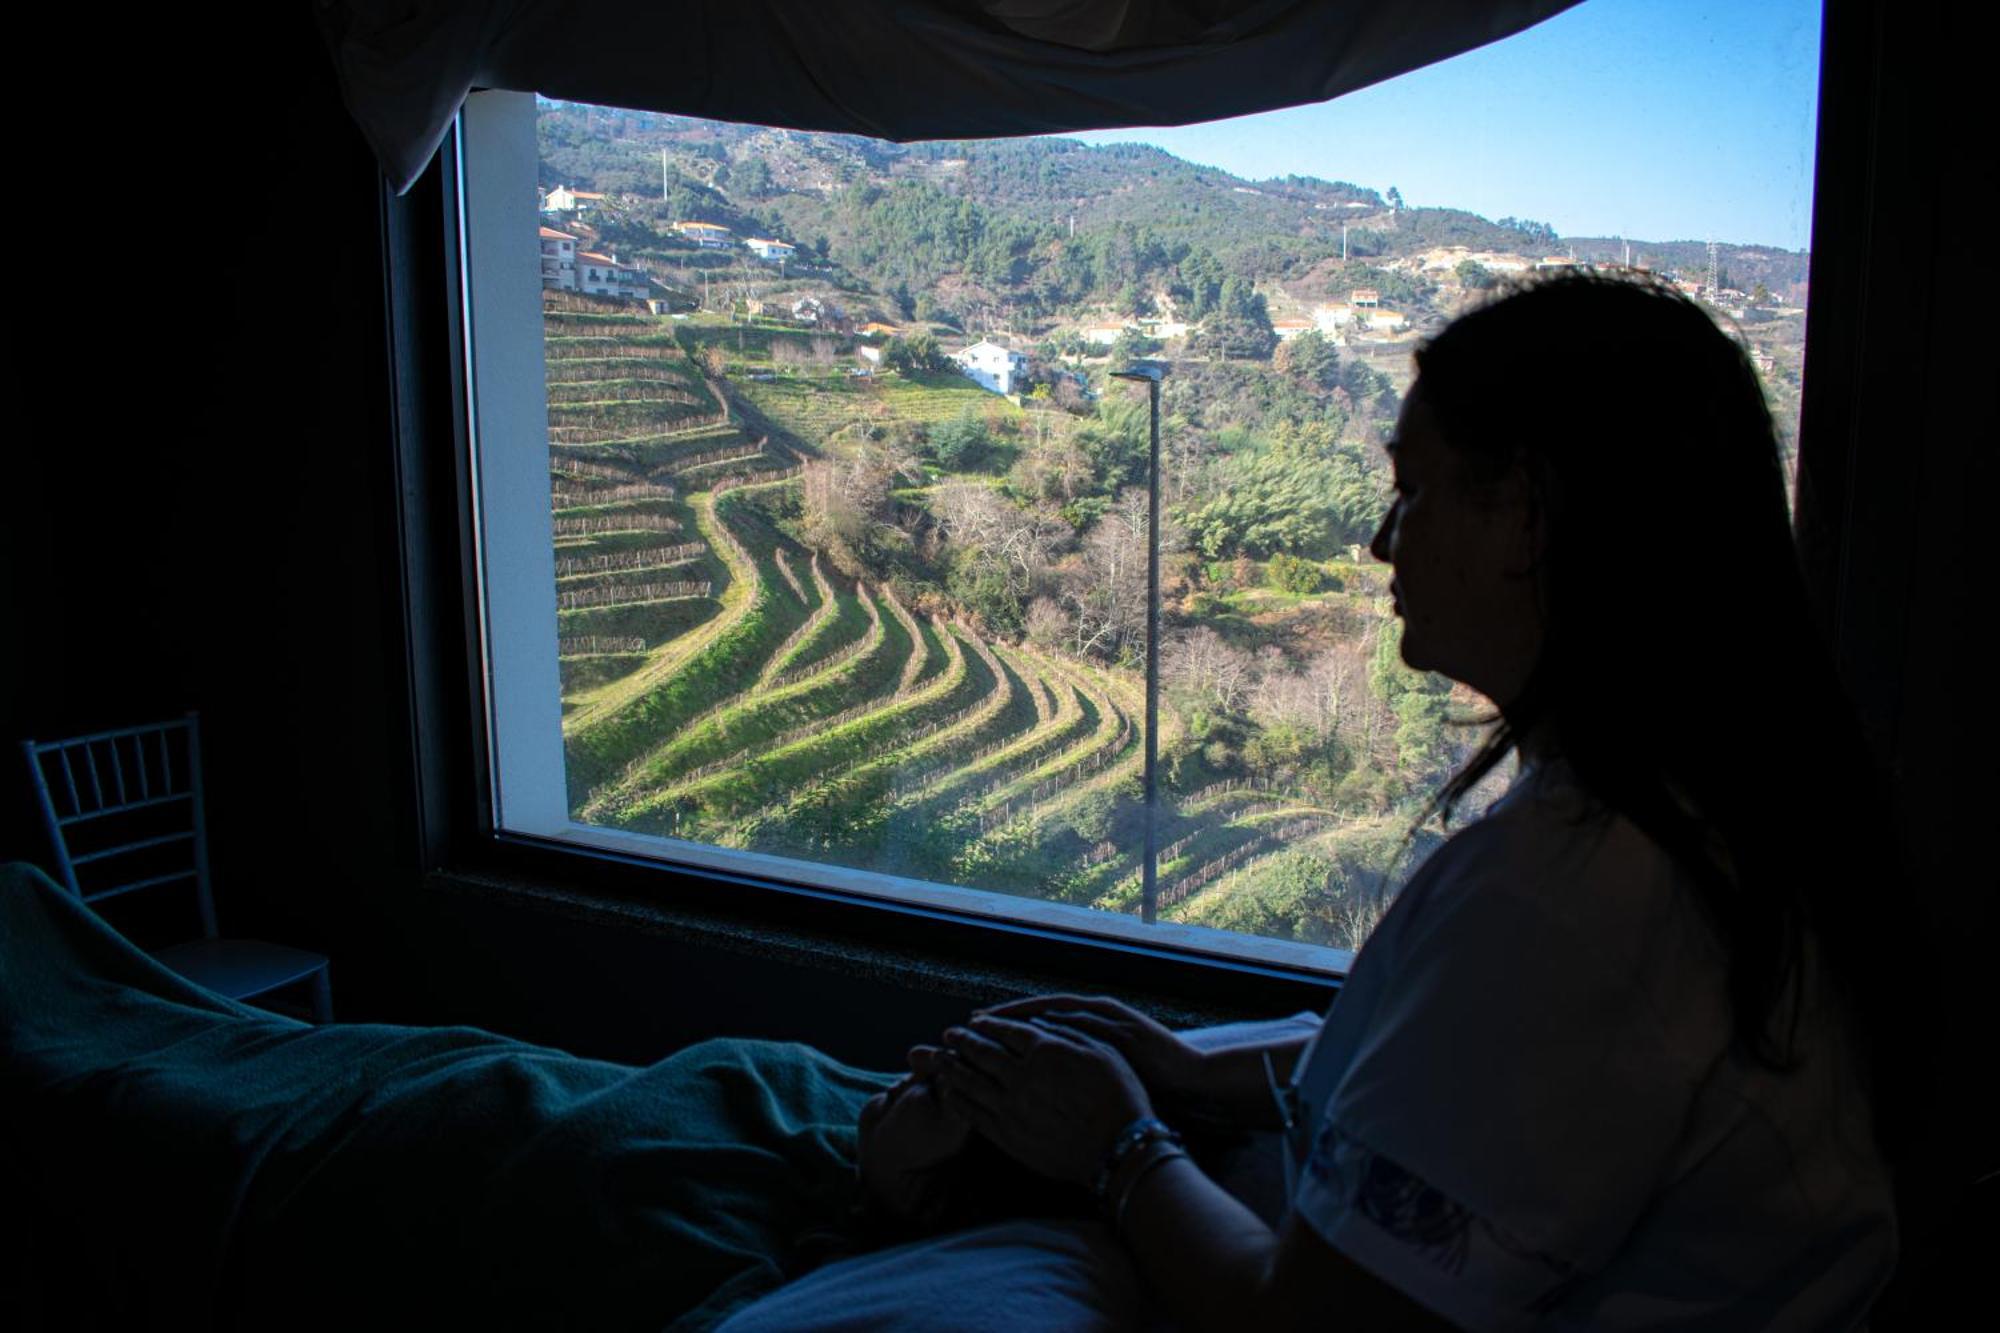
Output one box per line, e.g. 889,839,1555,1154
1059,0,1822,251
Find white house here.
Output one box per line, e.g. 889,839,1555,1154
576,251,649,300
745,237,797,262
671,221,733,249
542,185,606,214
1272,317,1316,341
539,226,579,291
1313,301,1406,339
950,339,1030,396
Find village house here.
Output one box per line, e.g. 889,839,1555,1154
1351,307,1409,337
671,220,732,249
745,237,797,263
539,226,578,291
541,185,607,214
1312,303,1353,335
576,250,649,300
1082,323,1129,347
1313,300,1407,340
950,339,1030,396
1272,317,1316,341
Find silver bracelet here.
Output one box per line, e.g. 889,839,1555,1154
1112,1142,1190,1237
1091,1116,1182,1205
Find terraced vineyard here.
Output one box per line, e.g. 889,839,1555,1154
546,291,1387,932
732,366,1009,449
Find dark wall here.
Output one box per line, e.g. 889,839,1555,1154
1801,1,1996,1319
0,5,1990,1314
3,11,414,993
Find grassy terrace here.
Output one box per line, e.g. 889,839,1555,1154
733,368,1013,444
562,488,785,796
673,317,854,364
540,292,1370,931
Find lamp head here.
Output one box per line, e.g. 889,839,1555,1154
1109,362,1168,384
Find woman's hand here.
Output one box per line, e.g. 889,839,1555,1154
912,1013,1154,1187
977,994,1205,1106
856,1073,971,1224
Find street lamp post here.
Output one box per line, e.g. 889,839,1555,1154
1109,362,1167,925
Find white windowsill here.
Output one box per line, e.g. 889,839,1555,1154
556,820,1355,976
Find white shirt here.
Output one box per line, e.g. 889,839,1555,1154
1284,764,1896,1330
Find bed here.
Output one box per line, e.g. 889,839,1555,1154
1,862,1309,1329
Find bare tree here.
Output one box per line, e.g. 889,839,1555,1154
1059,487,1150,663
1011,418,1092,502
800,442,923,575
1025,595,1069,650
1308,640,1367,740
933,480,1069,602
1165,627,1258,713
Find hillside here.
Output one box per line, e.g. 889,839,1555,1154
536,101,1804,327
533,101,1810,954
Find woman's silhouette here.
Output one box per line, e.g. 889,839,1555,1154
866,273,1905,1329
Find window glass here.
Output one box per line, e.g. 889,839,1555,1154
482,0,1819,970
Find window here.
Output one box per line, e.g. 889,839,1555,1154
456,0,1820,975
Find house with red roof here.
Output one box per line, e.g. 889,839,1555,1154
539,227,578,291
577,250,649,300
541,185,608,214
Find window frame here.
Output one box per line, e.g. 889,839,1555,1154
448,89,1368,985
375,98,1344,1013
382,2,1865,1015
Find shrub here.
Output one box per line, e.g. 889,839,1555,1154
1266,551,1326,595
929,408,990,470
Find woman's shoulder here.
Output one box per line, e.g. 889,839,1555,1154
1422,761,1696,908
1399,762,1731,1024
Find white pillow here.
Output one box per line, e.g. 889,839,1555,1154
713,1218,1144,1332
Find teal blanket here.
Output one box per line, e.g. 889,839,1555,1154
0,862,891,1330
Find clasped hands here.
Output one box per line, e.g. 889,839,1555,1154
857,995,1203,1223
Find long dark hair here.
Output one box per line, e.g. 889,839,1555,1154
1412,272,1904,1141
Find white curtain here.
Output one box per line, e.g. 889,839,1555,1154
318,0,1581,195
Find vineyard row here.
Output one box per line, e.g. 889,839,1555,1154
555,580,713,610
553,541,706,575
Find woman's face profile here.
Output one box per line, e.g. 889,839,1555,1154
1368,385,1544,708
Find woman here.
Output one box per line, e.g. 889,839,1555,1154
864,274,1903,1329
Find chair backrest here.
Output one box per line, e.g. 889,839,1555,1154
19,713,217,938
